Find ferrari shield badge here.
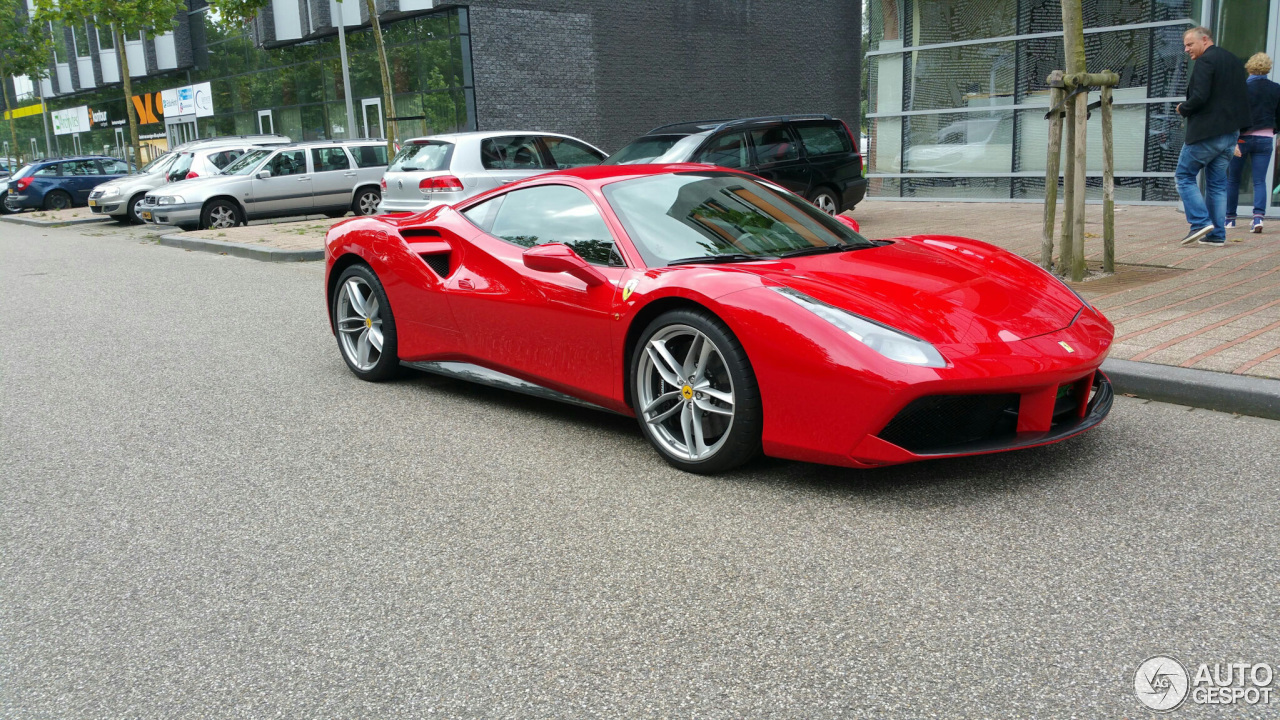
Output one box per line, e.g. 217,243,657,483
622,278,639,301
1058,341,1075,353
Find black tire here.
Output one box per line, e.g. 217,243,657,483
200,199,243,230
332,264,402,382
352,187,381,216
809,186,841,216
631,308,762,474
125,193,147,225
43,190,72,211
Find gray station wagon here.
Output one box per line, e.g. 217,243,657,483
142,140,389,230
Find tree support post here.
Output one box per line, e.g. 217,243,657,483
1060,92,1076,277
1100,83,1115,274
1071,89,1088,282
1041,72,1066,271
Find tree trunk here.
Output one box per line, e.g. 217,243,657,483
1041,80,1065,271
2,71,22,165
115,27,142,172
364,0,397,158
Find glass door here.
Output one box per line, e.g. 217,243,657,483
114,127,125,158
1215,0,1277,216
258,109,274,135
361,98,383,139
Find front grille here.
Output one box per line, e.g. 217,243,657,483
878,393,1020,454
143,196,157,206
89,190,103,199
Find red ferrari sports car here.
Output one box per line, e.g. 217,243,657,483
325,164,1113,473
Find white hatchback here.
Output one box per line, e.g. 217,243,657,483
377,130,606,214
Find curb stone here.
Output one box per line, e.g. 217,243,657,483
1102,358,1280,421
0,214,114,228
157,233,323,262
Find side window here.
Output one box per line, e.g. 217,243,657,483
99,158,130,174
795,122,853,156
750,126,800,164
266,150,307,177
66,160,104,176
310,146,352,172
462,195,503,232
693,132,749,169
352,145,388,168
487,185,623,266
34,164,60,176
543,137,605,169
209,149,244,170
480,136,548,170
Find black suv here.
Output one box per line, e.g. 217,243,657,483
604,114,867,214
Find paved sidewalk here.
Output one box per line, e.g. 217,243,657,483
854,200,1280,380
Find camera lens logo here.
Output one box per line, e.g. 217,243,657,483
1136,656,1190,712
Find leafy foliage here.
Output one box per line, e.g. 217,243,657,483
0,0,52,82
204,0,267,32
33,0,187,38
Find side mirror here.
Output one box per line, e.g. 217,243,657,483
256,169,272,179
835,214,860,233
522,243,607,287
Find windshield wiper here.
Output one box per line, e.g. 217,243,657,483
667,253,777,266
778,243,872,258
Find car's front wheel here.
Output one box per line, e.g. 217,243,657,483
632,309,762,474
333,264,401,381
126,193,147,225
200,199,242,230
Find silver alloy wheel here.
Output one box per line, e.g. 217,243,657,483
130,196,145,222
357,191,379,215
637,324,736,462
812,192,837,216
207,204,238,229
336,277,384,371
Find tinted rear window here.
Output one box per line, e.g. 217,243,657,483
603,135,686,165
352,145,389,168
168,153,194,181
795,123,853,156
389,141,453,172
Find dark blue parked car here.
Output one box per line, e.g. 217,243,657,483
6,156,132,210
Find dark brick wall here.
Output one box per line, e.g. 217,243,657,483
450,0,860,153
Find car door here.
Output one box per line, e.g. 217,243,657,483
691,131,751,171
746,125,811,196
63,159,106,204
444,183,627,403
473,135,552,192
541,136,606,169
248,149,312,218
308,146,356,210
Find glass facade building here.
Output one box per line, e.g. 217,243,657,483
866,0,1280,208
3,1,473,164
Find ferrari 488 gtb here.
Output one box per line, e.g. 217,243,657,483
325,164,1114,473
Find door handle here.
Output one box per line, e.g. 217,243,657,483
343,172,357,177
298,177,310,182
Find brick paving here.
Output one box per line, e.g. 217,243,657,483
853,200,1280,380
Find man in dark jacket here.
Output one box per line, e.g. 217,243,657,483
1176,27,1251,246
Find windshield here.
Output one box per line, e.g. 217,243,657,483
220,149,273,176
603,172,872,266
603,135,690,165
142,153,177,174
389,141,453,172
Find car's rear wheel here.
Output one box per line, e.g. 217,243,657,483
333,264,401,381
43,190,71,211
126,193,147,224
352,187,380,216
201,199,242,230
810,187,840,216
632,309,761,474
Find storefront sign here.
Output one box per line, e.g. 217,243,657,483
176,86,196,116
2,103,43,121
193,82,213,118
51,106,91,135
131,92,164,125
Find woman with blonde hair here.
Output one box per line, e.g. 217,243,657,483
1226,52,1280,233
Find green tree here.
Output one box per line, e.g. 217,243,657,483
206,0,397,156
34,0,187,171
0,0,52,164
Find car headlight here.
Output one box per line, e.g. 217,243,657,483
771,286,947,368
99,187,120,198
157,195,184,205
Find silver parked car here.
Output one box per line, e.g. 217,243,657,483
142,140,389,230
377,131,606,214
89,135,291,224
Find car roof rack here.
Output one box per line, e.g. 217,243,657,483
648,113,834,135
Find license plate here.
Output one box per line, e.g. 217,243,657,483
88,199,96,206
141,211,152,220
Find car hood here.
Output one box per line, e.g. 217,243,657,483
99,170,165,189
726,235,1083,345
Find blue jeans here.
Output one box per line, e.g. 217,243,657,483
1177,131,1239,240
1226,134,1274,220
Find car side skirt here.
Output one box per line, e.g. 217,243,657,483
402,361,622,415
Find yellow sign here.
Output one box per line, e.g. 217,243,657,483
2,103,44,121
130,91,165,125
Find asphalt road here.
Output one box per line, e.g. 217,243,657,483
3,222,1279,718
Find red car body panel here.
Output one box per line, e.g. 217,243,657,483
326,164,1115,468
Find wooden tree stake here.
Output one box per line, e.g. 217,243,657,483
1101,84,1116,274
